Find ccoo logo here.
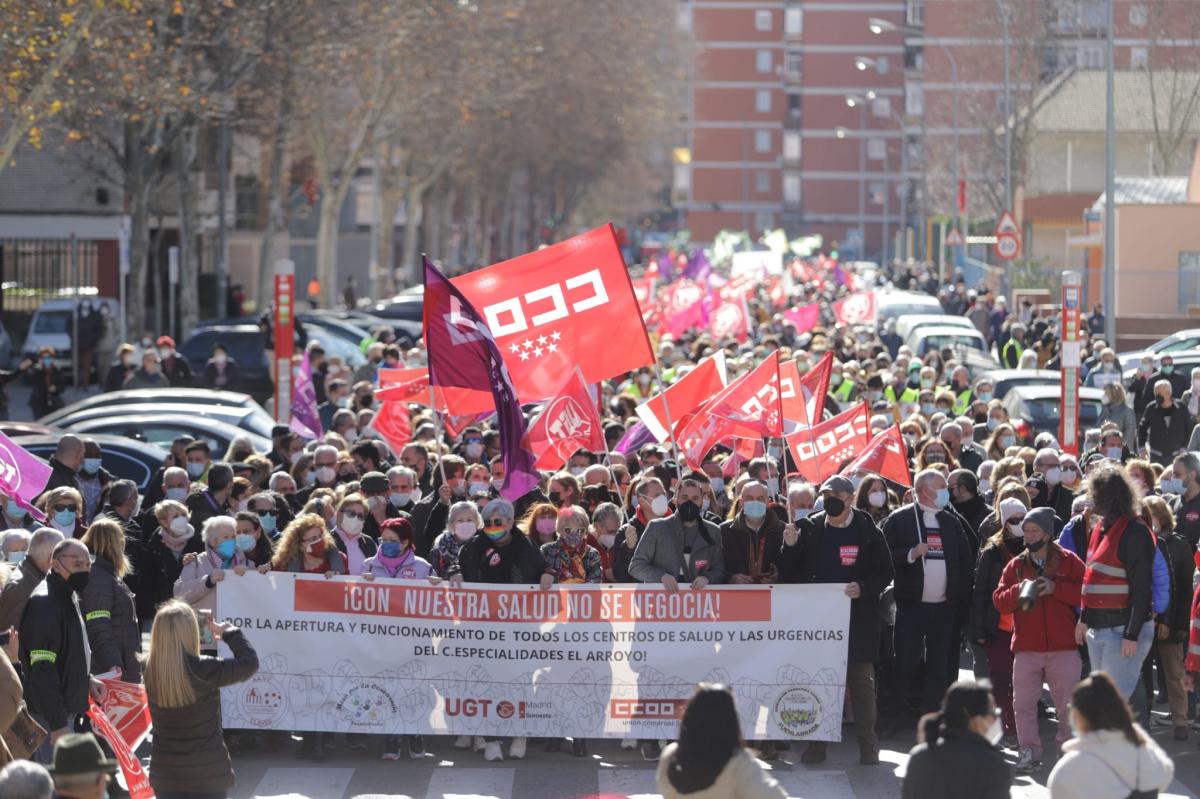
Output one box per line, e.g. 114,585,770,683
545,396,594,461
838,294,874,324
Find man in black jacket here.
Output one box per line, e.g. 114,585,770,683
779,475,893,765
881,468,975,734
186,464,233,551
948,469,989,541
1032,448,1076,523
409,455,467,557
721,480,785,583
20,539,93,758
41,434,84,501
1139,380,1191,466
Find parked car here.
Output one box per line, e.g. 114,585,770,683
178,324,297,400
894,313,975,344
0,422,61,438
20,434,167,492
978,369,1061,400
372,294,424,324
1117,328,1200,371
876,291,943,329
303,309,419,348
39,388,269,426
21,297,120,375
906,325,988,359
1001,385,1103,448
1122,352,1200,385
58,412,270,455
47,402,275,442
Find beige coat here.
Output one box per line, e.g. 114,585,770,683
655,744,787,799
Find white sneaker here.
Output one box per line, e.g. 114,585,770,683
484,741,504,762
454,735,471,750
620,738,637,750
474,736,486,752
509,737,527,759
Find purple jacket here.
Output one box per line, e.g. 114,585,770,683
361,552,434,580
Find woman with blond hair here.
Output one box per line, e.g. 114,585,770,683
1098,381,1138,451
38,486,83,538
983,423,1018,462
135,500,194,625
80,519,142,683
143,599,258,798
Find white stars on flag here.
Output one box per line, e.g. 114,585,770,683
508,330,561,363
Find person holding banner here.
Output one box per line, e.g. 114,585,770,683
629,479,725,595
778,475,893,766
143,600,259,799
428,501,482,578
174,517,254,619
721,481,784,585
613,477,670,583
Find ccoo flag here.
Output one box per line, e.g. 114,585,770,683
423,257,539,501
526,368,606,470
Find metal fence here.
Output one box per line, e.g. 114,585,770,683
0,238,99,347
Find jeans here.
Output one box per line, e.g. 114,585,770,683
982,633,1016,736
1085,623,1155,700
892,600,955,716
1012,649,1080,759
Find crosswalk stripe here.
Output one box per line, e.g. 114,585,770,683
426,765,515,799
251,766,355,799
597,768,661,799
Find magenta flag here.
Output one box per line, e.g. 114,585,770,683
289,352,322,439
423,257,540,502
0,431,52,518
784,304,820,333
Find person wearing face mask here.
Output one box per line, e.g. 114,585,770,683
1165,452,1200,546
546,472,582,510
429,502,483,578
613,477,670,584
185,462,233,541
779,475,893,766
317,379,350,434
447,498,545,763
523,503,560,547
356,472,398,540
948,469,989,541
182,441,214,489
1045,672,1174,799
233,507,276,569
1137,379,1190,466
175,515,259,618
586,503,624,581
384,465,421,517
787,482,817,524
881,469,975,736
539,505,601,589
330,494,377,578
28,346,66,417
409,455,469,558
0,527,63,631
721,481,785,585
202,343,240,391
916,439,957,473
0,491,37,532
42,435,85,501
103,343,138,392
628,479,725,593
457,429,488,464
853,476,893,524
73,440,111,524
153,335,192,387
19,539,94,755
295,445,342,504
1032,448,1076,523
78,520,142,684
1140,495,1193,741
900,679,1011,799
1001,322,1025,369
133,501,194,625
38,488,82,539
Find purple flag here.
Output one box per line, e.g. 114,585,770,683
423,257,539,501
0,431,52,519
290,352,322,439
615,420,656,456
683,249,712,283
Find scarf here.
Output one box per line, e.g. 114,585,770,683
555,540,588,584
375,547,414,577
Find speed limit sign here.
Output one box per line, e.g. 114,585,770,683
995,233,1021,261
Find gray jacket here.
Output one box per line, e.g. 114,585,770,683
81,555,142,683
629,515,726,585
1099,402,1138,452
0,559,45,631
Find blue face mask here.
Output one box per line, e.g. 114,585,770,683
54,509,76,528
379,540,403,558
186,462,205,479
743,500,768,519
258,512,277,534
934,488,951,509
215,539,238,560
920,403,936,417
977,392,993,404
5,500,25,519
235,533,256,552
82,458,102,475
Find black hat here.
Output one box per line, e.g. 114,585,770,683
47,733,118,775
360,471,388,493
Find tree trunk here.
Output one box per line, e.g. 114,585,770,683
400,182,426,286
462,182,481,266
426,181,444,264
257,94,289,310
127,175,152,336
174,125,200,336
378,188,401,295
436,181,456,265
314,196,341,309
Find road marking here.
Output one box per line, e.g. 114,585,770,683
426,766,515,799
598,768,660,799
251,767,354,799
775,770,858,799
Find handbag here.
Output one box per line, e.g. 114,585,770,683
1086,749,1157,799
2,702,48,760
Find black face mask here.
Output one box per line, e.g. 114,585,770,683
1004,538,1026,555
548,491,562,506
822,497,846,517
676,500,701,523
1026,537,1047,553
66,571,90,594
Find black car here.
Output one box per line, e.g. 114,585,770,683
20,434,168,492
1001,385,1103,448
371,294,424,324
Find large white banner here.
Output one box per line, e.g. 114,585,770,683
216,574,849,741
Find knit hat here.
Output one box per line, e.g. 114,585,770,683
999,497,1026,525
1023,506,1058,536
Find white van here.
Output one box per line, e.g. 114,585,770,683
22,296,121,373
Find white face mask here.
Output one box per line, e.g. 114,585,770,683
793,507,812,521
597,533,616,549
469,482,489,497
765,478,779,496
1043,467,1061,485
649,495,670,517
1007,521,1024,538
341,516,364,536
452,521,476,542
169,516,192,536
868,491,887,508
316,466,337,484
710,477,725,493
165,487,188,502
986,717,1003,746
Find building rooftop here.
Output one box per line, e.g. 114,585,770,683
1090,176,1190,211
1026,68,1200,135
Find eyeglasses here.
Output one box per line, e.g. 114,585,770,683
343,511,366,520
561,527,587,536
1006,516,1025,525
52,505,76,513
485,518,507,527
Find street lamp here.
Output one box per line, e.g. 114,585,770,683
855,56,883,73
845,93,874,261
869,17,962,263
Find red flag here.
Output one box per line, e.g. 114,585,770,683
832,292,877,325
662,280,710,338
632,278,660,329
526,369,607,470
709,293,749,342
451,225,654,402
89,697,154,799
784,402,871,484
722,437,764,477
842,425,912,487
682,352,782,440
783,304,820,333
767,278,786,309
376,367,496,417
779,351,833,429
370,401,412,456
635,352,728,442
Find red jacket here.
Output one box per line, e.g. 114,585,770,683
994,542,1085,653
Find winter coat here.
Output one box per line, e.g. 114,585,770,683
971,542,1017,643
720,512,785,582
0,558,45,631
655,744,786,799
134,529,189,622
613,514,648,583
776,508,894,663
428,530,466,578
449,532,545,584
629,514,726,586
147,628,258,793
1098,402,1138,452
1158,532,1195,643
901,728,1011,799
1138,400,1190,462
993,542,1085,653
80,555,142,683
123,367,170,389
1047,727,1174,799
361,552,434,580
881,503,974,613
19,572,89,731
279,548,347,575
202,358,241,391
174,548,253,613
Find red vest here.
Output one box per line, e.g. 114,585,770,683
1081,517,1134,610
1187,583,1200,672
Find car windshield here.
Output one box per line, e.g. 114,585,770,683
925,334,983,352
33,310,71,334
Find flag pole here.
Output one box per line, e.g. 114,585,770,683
651,358,685,484
421,254,448,488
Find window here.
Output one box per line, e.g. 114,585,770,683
907,0,925,26
754,129,771,153
872,97,892,119
784,50,802,80
783,173,801,203
1129,3,1147,26
677,1,692,31
784,6,802,35
1077,43,1104,69
783,130,801,161
874,56,890,75
867,138,887,160
755,9,772,31
756,50,773,73
755,170,770,193
1130,46,1148,69
906,83,924,116
755,89,771,113
1180,252,1200,311
787,92,801,117
234,175,260,231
